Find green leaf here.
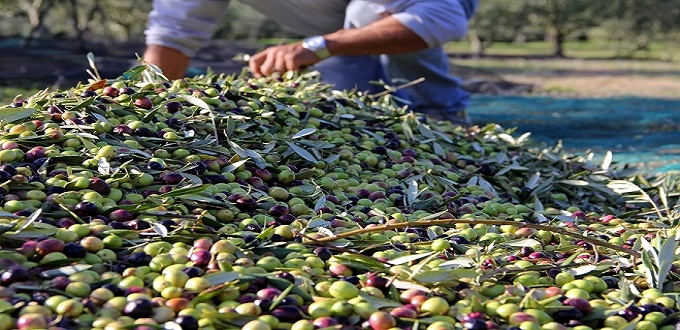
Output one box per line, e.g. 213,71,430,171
229,140,248,159
268,283,295,311
14,209,42,234
265,276,312,301
291,128,316,139
4,228,57,239
180,173,204,185
222,159,248,173
251,247,301,260
0,108,37,124
256,226,276,240
388,252,436,266
314,195,327,212
153,223,168,237
34,258,82,270
412,269,479,283
203,271,240,286
40,264,92,278
0,223,16,235
141,106,162,123
69,97,96,111
191,284,232,305
286,142,317,162
157,185,209,198
121,65,147,80
502,238,542,249
332,254,388,272
567,265,598,276
87,52,97,72
179,94,211,110
358,291,403,308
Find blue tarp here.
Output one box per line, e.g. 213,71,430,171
468,95,680,173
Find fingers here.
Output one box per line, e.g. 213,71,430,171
248,44,318,77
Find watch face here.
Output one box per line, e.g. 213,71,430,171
305,37,323,49
303,36,330,59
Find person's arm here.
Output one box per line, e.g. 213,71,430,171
249,1,470,77
249,16,426,77
143,0,227,79
143,45,191,80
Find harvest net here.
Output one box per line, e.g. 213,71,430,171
469,95,680,173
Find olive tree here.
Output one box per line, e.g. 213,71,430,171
467,0,532,56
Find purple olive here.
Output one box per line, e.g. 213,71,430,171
108,209,134,222
268,204,289,217
89,177,111,195
1,266,29,284
36,238,65,256
270,305,302,322
74,201,98,217
174,315,199,330
563,297,592,314
165,101,183,113
163,173,184,185
123,298,153,318
313,316,339,328
189,249,211,267
113,124,133,135
102,86,120,97
134,96,153,109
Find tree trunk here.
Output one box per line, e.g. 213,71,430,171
467,30,484,58
68,0,99,52
20,0,50,48
548,27,565,58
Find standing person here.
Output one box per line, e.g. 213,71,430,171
143,0,477,125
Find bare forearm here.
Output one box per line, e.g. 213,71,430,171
249,15,430,77
143,45,191,80
324,16,428,56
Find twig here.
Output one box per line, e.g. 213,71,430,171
370,77,426,99
312,218,641,258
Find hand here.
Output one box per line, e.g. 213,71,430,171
248,42,321,77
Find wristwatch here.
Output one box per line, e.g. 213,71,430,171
302,36,331,60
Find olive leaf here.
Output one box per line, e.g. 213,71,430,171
285,141,317,163
412,269,480,283
39,264,92,278
388,251,436,266
291,128,316,139
13,208,42,234
314,195,327,212
639,236,678,291
332,254,388,272
153,223,168,238
0,108,37,124
203,271,240,286
358,292,403,308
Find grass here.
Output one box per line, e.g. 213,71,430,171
0,85,43,105
452,57,680,76
446,40,678,61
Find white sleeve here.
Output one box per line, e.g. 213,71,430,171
145,0,229,58
391,0,470,48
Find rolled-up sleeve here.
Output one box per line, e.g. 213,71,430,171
145,0,228,58
391,0,470,48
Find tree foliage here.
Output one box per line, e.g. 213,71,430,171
467,0,680,57
0,0,678,58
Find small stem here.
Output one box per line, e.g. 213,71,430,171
370,77,425,99
313,218,641,258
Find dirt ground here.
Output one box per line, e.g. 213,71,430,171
453,57,680,99
504,75,680,99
